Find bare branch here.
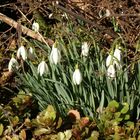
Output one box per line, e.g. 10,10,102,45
55,3,118,39
0,12,54,46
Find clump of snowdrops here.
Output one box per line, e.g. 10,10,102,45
12,36,140,120
8,21,140,119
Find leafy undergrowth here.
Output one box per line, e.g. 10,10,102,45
0,92,140,140
1,1,140,139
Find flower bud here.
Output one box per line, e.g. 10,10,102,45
38,61,49,76
32,21,39,32
8,57,19,72
107,64,115,78
72,65,82,85
49,43,61,65
17,46,27,60
81,42,89,56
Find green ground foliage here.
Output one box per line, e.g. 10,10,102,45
1,0,140,139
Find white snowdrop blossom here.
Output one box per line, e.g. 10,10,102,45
8,57,19,72
113,47,122,70
50,44,61,65
28,47,35,60
106,47,122,70
114,47,121,62
106,54,112,67
81,42,90,56
72,66,82,85
32,21,39,32
107,64,115,78
38,61,49,76
17,46,27,60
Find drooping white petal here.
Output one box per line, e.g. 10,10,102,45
113,47,122,70
50,46,61,65
114,48,121,62
38,61,49,76
81,42,89,56
17,47,21,59
107,64,115,78
32,21,39,32
106,54,112,67
72,69,82,85
8,57,19,72
17,46,27,60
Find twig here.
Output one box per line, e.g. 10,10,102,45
111,13,140,18
16,6,51,48
55,3,98,27
54,3,118,39
14,122,25,133
0,26,13,37
0,33,15,47
0,12,54,46
0,3,14,8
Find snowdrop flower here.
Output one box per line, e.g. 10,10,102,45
113,47,122,70
8,56,19,72
107,64,115,78
106,53,112,67
50,42,61,65
28,47,35,60
81,42,90,57
106,47,122,69
72,65,82,85
114,47,121,62
17,46,27,61
38,61,49,76
32,21,39,32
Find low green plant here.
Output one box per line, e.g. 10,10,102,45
0,97,140,139
97,100,130,138
18,34,140,120
89,100,140,140
0,92,36,139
